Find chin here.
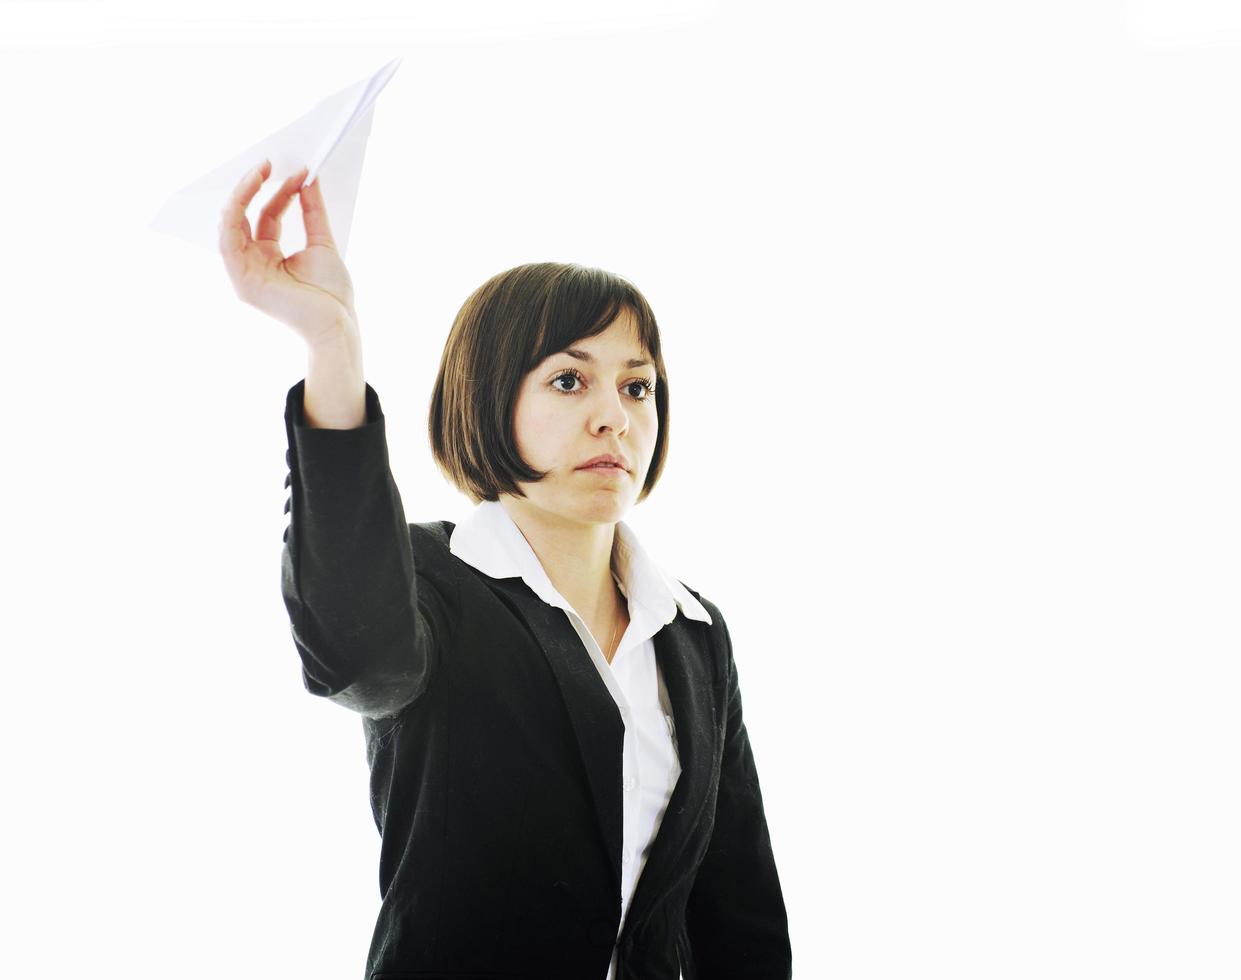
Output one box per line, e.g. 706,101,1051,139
518,473,635,525
560,483,632,524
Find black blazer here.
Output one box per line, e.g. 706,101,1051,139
279,379,791,980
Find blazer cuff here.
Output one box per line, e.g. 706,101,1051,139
283,379,389,517
285,378,384,430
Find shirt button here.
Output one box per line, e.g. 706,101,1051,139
623,777,636,792
622,851,631,866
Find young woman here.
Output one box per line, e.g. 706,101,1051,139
219,159,791,980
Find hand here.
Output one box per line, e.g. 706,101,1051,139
218,159,359,348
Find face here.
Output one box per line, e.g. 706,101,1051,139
505,307,659,527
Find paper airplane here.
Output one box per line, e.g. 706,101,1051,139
149,56,402,258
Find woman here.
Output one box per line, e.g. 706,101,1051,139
219,159,791,980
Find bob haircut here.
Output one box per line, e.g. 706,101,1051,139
428,262,670,506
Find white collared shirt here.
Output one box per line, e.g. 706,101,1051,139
448,500,712,980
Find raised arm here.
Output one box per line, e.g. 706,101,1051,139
219,159,445,719
280,369,445,719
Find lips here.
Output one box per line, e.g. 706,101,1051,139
577,453,628,471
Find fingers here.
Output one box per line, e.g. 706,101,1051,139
218,158,269,257
255,166,309,243
297,172,338,250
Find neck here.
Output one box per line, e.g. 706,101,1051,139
498,495,624,625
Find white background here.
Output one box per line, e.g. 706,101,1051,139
2,1,1238,977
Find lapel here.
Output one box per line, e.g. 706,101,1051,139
430,510,721,934
471,567,719,936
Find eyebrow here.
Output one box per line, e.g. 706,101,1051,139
561,348,653,370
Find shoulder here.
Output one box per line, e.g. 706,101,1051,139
673,580,733,667
674,578,728,634
676,579,747,678
407,519,461,611
410,518,455,553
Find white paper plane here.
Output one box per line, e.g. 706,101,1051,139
149,56,402,258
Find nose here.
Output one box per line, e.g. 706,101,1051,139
591,387,630,436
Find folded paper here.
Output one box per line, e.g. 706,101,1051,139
149,56,402,258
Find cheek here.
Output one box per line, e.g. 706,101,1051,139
513,398,569,460
636,411,659,448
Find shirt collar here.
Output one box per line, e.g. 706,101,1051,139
448,500,712,627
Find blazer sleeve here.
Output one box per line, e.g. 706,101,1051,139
683,613,792,978
279,378,445,720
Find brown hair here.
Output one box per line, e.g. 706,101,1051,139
428,262,670,505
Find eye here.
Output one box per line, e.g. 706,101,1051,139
550,367,656,401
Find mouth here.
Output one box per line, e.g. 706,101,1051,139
576,455,628,471
577,462,627,474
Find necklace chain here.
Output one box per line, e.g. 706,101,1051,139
606,611,621,660
603,568,624,661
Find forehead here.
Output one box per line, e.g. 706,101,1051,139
552,310,649,364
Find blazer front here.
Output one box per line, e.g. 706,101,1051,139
280,379,792,980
